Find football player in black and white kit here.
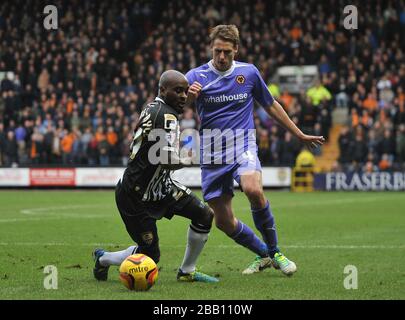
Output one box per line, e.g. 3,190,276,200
92,70,218,283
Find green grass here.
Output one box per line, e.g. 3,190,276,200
0,190,404,300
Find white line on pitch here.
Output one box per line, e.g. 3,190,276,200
243,196,405,210
0,215,112,223
0,242,403,249
20,204,112,215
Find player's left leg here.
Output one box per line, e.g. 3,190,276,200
170,188,218,283
93,181,158,281
239,170,297,276
93,181,140,281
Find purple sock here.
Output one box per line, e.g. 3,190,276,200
230,220,268,257
252,201,279,258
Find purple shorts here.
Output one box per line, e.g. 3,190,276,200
201,151,262,202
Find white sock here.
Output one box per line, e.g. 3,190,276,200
99,245,137,267
179,226,209,274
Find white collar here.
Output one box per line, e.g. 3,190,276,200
208,60,235,77
155,97,165,103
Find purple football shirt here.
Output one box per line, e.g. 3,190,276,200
186,60,274,166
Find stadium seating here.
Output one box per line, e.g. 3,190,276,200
0,0,404,171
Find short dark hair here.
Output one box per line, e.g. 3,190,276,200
209,25,240,47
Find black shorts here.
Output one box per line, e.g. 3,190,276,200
115,180,209,263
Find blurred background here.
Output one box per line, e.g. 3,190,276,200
0,0,404,188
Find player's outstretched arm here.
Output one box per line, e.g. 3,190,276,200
265,100,325,149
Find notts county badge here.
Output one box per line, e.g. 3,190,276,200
236,75,245,84
141,232,154,245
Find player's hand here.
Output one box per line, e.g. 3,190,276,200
300,134,326,150
186,81,202,104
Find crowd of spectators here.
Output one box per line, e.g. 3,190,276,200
0,0,404,170
333,0,405,172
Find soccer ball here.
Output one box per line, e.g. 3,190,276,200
119,254,158,291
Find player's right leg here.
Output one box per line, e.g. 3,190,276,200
239,170,297,276
208,194,271,274
169,186,218,283
202,166,270,274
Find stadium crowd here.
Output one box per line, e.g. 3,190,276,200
0,0,404,170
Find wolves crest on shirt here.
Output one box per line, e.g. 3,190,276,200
236,75,245,84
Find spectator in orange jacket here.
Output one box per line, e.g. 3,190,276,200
61,130,75,164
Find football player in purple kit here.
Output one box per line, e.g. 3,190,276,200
185,25,325,275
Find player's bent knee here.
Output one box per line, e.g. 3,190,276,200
191,205,214,232
244,187,264,203
203,206,214,226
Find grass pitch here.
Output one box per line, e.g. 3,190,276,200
0,190,404,300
